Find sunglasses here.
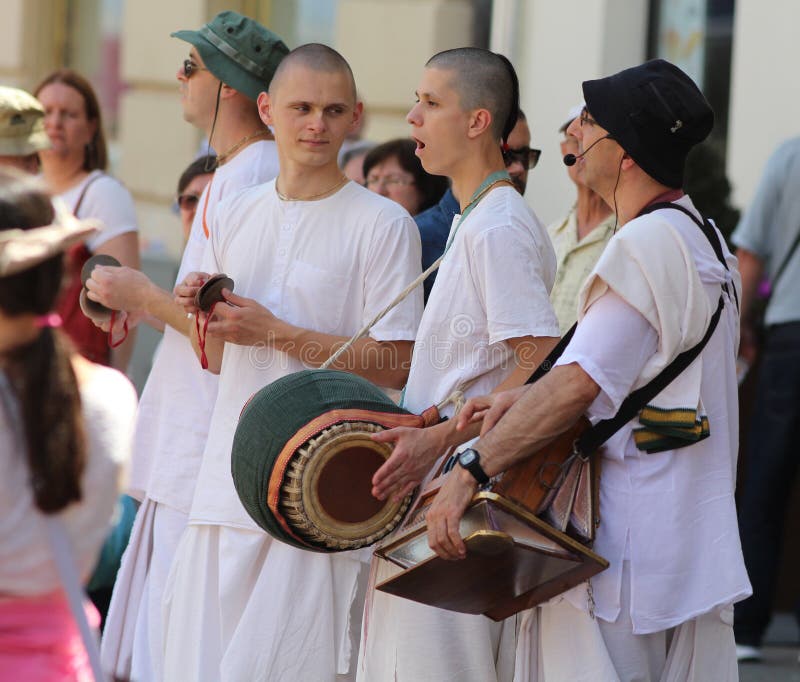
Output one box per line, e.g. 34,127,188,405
182,59,209,79
177,193,201,210
502,146,542,170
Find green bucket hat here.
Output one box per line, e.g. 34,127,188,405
171,11,288,102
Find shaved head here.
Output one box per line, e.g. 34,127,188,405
269,43,357,103
425,48,519,142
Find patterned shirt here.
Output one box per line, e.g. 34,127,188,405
547,207,616,333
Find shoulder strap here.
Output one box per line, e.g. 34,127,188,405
576,294,723,455
525,323,576,385
72,171,104,218
770,224,800,290
639,201,739,312
523,199,730,456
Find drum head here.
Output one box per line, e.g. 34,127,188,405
195,274,234,311
232,369,420,552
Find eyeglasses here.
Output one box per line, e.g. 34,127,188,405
182,59,209,79
502,146,541,170
365,174,415,189
177,193,201,210
580,108,598,127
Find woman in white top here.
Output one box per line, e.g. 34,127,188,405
35,69,140,370
0,169,137,681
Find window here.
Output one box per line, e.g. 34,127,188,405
648,0,735,144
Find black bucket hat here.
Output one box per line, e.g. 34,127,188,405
582,59,713,188
172,11,288,102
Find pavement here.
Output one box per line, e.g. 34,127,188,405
740,614,800,682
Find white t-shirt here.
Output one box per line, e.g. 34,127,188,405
0,364,136,595
555,196,751,633
57,170,138,251
131,141,280,513
403,185,559,417
189,179,423,528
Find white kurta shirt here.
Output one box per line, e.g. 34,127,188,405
190,179,423,528
555,195,752,633
403,185,559,417
130,141,279,513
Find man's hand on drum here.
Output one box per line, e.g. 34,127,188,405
371,423,449,502
427,465,477,560
456,384,530,436
85,264,156,314
204,289,282,347
174,271,210,314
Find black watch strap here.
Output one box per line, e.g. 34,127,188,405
458,448,490,486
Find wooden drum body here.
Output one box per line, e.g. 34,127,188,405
375,418,609,620
232,369,439,552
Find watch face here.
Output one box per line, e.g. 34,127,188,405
460,450,477,466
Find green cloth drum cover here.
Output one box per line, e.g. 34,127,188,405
232,369,424,552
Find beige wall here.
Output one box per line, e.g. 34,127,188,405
495,0,648,226
4,1,797,251
337,0,474,143
727,0,800,209
118,0,207,259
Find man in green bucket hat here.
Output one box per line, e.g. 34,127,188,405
93,12,288,682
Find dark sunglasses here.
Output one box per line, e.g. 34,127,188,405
182,59,208,79
502,146,541,170
177,193,201,210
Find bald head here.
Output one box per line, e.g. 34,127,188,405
269,43,357,104
426,48,519,142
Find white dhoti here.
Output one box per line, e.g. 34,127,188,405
517,563,739,681
357,556,518,682
101,498,187,682
162,524,367,682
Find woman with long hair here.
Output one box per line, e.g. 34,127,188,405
0,168,136,680
35,69,140,370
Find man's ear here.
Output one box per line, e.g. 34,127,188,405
257,91,273,126
620,152,637,172
219,83,238,100
466,108,493,140
350,100,364,134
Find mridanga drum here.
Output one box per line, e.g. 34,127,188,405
232,369,440,552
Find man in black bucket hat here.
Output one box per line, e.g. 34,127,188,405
426,59,750,679
92,13,288,682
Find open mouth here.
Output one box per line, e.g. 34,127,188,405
412,137,426,152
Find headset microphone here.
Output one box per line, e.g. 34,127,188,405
563,134,613,166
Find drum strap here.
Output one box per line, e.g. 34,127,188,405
321,171,513,371
528,200,731,459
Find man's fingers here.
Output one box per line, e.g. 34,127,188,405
221,289,247,307
456,397,490,430
371,428,400,444
446,514,466,559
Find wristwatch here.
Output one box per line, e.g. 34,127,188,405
457,448,490,486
